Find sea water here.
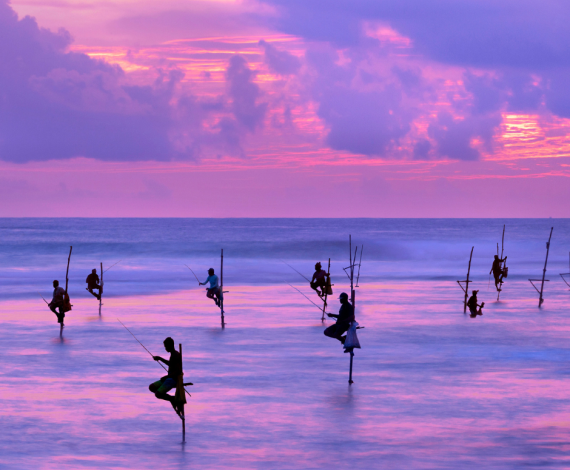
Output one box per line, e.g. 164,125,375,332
1,218,570,469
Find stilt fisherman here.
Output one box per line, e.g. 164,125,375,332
490,255,507,292
86,268,102,300
467,290,484,317
149,337,185,418
310,262,330,298
325,292,355,351
200,268,222,307
48,280,67,325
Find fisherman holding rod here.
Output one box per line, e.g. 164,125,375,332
118,319,193,414
149,337,185,418
325,292,355,352
199,268,222,307
48,280,66,325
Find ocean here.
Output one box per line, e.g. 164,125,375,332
1,218,570,469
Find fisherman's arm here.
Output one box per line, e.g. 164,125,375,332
153,356,170,365
199,277,208,286
327,313,339,319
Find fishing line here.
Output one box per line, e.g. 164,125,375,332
287,284,325,312
184,264,201,285
104,259,123,273
281,260,311,283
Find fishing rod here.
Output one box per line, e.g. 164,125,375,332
39,293,49,305
184,265,201,285
281,261,311,283
117,319,193,394
287,284,326,312
104,259,123,273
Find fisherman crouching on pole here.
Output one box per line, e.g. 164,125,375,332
325,292,355,351
490,255,507,292
48,280,66,325
149,337,184,418
86,268,102,300
199,268,222,307
310,262,329,298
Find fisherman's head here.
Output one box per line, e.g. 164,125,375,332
472,290,479,295
208,268,215,275
339,292,349,304
494,255,499,259
315,262,322,270
53,280,59,288
163,337,175,352
92,269,97,274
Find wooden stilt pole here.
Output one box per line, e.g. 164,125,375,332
179,343,185,443
349,235,356,385
65,246,72,295
560,252,570,289
529,227,553,308
539,228,553,307
456,247,474,314
99,262,103,316
497,225,506,301
321,258,330,322
220,249,225,329
61,246,72,332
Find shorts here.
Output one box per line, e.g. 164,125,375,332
152,377,176,394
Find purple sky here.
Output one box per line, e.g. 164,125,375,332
1,0,570,216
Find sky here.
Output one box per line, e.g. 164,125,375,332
1,0,570,217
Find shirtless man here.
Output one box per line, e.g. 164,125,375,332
149,337,184,418
467,290,484,317
86,269,102,300
490,255,507,292
48,280,66,325
310,262,329,298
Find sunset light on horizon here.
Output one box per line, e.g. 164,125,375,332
1,0,570,217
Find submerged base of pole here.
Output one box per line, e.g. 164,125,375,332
348,351,354,384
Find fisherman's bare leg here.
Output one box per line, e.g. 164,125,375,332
149,377,182,416
88,287,101,300
493,275,502,292
207,288,221,306
310,280,326,297
49,303,65,324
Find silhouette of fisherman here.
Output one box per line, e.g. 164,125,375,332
149,337,184,418
467,290,484,317
310,262,329,298
490,255,507,292
325,292,355,351
86,268,102,300
199,268,222,307
48,280,66,325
